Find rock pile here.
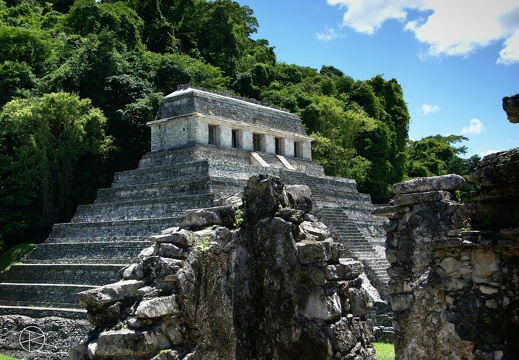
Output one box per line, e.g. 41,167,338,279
72,175,376,360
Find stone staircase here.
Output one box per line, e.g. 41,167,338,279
0,144,389,358
316,207,389,297
0,157,219,321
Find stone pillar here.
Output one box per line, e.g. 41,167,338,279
302,141,312,160
219,124,232,148
242,130,253,151
194,118,208,145
262,134,275,154
283,138,294,157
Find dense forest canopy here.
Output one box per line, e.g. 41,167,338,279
0,0,479,250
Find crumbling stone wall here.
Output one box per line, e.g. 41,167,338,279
72,175,376,360
374,154,519,359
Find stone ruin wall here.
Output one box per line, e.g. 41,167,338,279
71,175,377,360
374,146,519,358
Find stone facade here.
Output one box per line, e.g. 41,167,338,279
147,85,313,159
374,162,519,359
72,176,376,360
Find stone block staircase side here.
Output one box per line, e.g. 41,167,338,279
316,207,389,298
0,159,221,322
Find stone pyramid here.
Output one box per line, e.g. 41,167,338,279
0,86,388,359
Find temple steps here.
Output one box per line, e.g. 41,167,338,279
95,177,212,203
281,171,357,191
45,235,144,244
280,171,374,210
72,194,215,223
316,207,389,294
0,264,124,285
0,283,97,308
209,177,248,197
112,160,210,187
21,242,149,264
0,305,87,319
48,217,180,238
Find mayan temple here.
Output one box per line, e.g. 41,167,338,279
0,86,388,359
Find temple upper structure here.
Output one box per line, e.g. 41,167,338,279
147,85,314,160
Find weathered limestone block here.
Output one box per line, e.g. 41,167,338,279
135,295,179,319
300,220,332,241
338,282,371,317
390,293,414,312
164,324,184,345
243,175,287,224
78,280,144,309
149,229,198,247
177,205,236,229
275,208,305,224
283,184,313,213
93,329,169,359
392,174,466,194
471,248,498,278
296,238,334,264
213,194,243,208
324,259,364,281
157,243,190,259
393,190,454,206
327,316,375,358
150,349,180,360
300,286,342,323
502,93,519,123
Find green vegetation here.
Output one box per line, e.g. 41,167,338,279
0,355,20,360
406,135,480,202
233,208,246,228
374,342,395,360
0,0,479,252
0,243,35,272
195,235,214,252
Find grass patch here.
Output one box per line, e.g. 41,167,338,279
0,354,21,360
374,342,395,360
0,243,36,272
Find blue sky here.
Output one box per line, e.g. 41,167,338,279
237,0,519,158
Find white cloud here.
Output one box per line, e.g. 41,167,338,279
327,0,411,35
461,118,484,135
498,29,519,65
316,27,345,42
420,104,439,115
327,0,519,64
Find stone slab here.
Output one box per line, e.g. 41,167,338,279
392,174,466,195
